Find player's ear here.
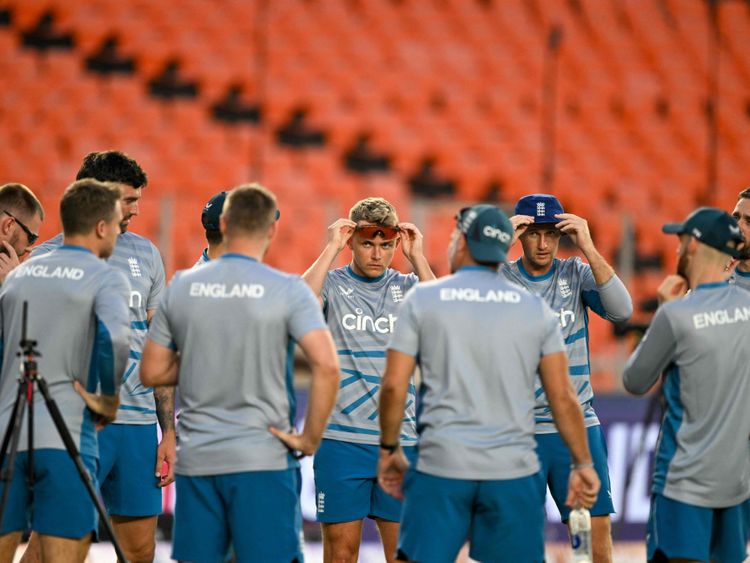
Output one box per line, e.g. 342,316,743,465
95,218,107,239
267,220,277,241
219,215,228,238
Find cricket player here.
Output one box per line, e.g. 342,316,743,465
0,179,130,562
141,183,339,562
195,191,227,266
30,151,172,562
302,197,434,563
730,187,750,291
503,193,633,562
378,204,600,563
623,207,749,563
0,183,45,283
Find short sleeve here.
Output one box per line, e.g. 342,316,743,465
539,298,566,357
287,277,328,341
147,284,176,350
387,289,420,357
147,243,166,311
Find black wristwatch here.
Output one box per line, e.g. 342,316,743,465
380,442,399,454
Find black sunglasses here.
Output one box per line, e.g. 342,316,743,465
3,210,39,245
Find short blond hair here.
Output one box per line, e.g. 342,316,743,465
223,183,278,236
349,197,398,226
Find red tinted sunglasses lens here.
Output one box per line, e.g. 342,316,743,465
356,225,400,239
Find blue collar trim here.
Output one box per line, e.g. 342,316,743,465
458,266,496,273
220,253,258,263
696,281,729,290
735,268,750,278
59,244,93,254
518,259,557,281
346,264,386,283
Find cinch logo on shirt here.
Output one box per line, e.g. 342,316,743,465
555,308,575,328
341,308,397,333
693,306,750,330
15,264,84,280
189,282,265,299
439,287,521,303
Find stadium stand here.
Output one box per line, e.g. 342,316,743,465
1,0,749,391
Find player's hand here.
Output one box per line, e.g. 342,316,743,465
657,275,688,304
73,381,119,430
156,430,176,487
377,448,409,500
0,242,20,283
510,215,534,245
269,426,317,457
555,214,594,253
398,222,425,262
327,219,357,252
565,466,600,510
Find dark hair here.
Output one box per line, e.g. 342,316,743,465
75,150,147,189
0,183,45,221
223,183,278,237
61,179,122,236
739,188,750,200
205,229,223,245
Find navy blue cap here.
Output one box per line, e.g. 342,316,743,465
456,204,513,263
515,194,565,225
663,207,744,258
201,191,227,231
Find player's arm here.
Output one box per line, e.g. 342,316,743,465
622,307,677,395
398,222,436,281
141,294,180,388
270,328,339,454
539,351,600,509
302,218,356,300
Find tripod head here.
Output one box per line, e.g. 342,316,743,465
18,301,40,359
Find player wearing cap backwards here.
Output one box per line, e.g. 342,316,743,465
502,194,633,563
377,204,600,563
195,191,228,266
623,207,750,563
30,151,171,563
729,188,750,291
302,197,435,563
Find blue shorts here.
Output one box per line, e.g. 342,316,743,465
647,494,748,563
398,469,546,563
535,425,614,521
98,423,162,517
313,438,417,523
173,468,303,563
0,449,98,538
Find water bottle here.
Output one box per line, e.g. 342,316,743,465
569,506,592,562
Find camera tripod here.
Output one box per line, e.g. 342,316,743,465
0,301,127,562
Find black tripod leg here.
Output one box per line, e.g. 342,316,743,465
35,379,128,563
0,379,29,532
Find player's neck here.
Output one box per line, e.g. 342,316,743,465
689,263,728,289
207,243,225,261
737,259,750,273
225,238,266,262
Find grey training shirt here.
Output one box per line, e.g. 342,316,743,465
0,246,130,458
623,281,750,508
148,253,328,476
32,232,166,424
501,257,633,433
389,266,566,480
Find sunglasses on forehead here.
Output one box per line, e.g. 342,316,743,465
355,224,401,240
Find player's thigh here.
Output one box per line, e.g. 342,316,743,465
709,502,748,563
31,450,98,539
99,423,161,517
111,514,158,559
647,494,712,562
314,439,378,523
537,426,614,521
397,470,474,563
373,519,399,563
0,452,30,536
469,472,546,563
39,533,91,563
322,521,364,562
0,532,23,563
172,474,229,563
223,469,303,563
